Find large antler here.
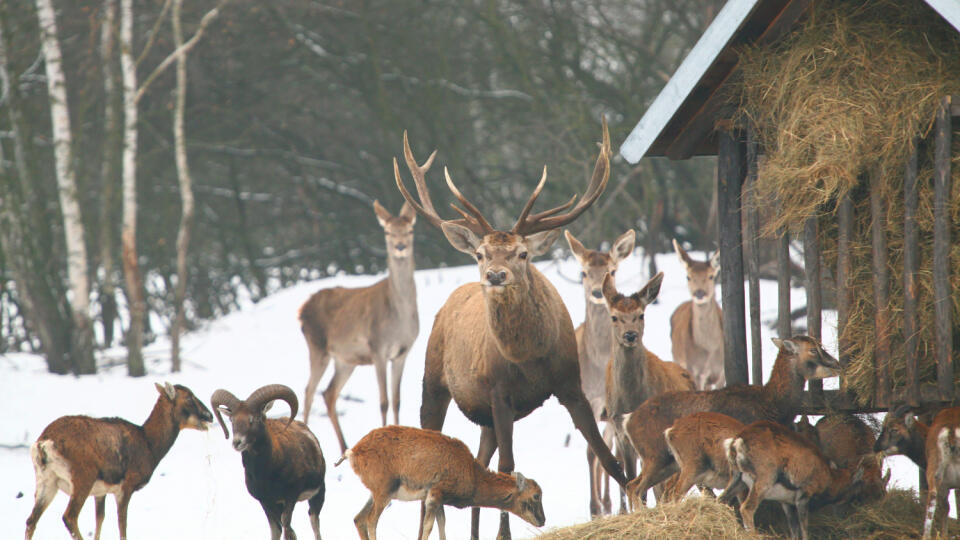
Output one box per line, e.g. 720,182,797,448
247,384,299,429
394,132,495,237
512,117,611,235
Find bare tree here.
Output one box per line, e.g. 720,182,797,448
35,0,96,374
98,0,120,348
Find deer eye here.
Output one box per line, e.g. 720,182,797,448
611,316,618,322
580,271,586,279
610,270,616,276
476,253,483,261
518,252,528,260
686,276,691,281
638,313,644,320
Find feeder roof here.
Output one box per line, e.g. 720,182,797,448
620,0,960,163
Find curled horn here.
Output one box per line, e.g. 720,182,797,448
246,384,299,429
891,403,912,419
210,389,242,439
512,471,527,491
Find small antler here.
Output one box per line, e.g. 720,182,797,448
512,117,611,235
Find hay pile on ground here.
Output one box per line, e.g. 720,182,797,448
532,489,953,539
731,0,960,403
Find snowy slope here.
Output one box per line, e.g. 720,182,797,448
0,250,920,540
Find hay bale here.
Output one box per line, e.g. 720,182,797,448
730,0,960,403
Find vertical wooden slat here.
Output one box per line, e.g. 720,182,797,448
934,96,953,401
803,217,822,396
836,192,853,370
777,229,791,340
903,142,920,406
717,129,748,387
746,128,762,386
870,174,891,408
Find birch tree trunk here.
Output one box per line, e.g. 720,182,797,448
120,0,146,376
99,0,120,348
36,0,96,374
170,0,194,372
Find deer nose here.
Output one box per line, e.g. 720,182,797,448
591,289,603,299
486,270,507,286
395,243,406,251
623,331,638,343
694,290,707,299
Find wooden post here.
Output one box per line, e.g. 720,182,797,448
934,96,953,401
836,192,852,371
777,229,791,340
870,174,891,407
803,217,823,396
903,142,920,406
717,129,748,386
746,128,762,386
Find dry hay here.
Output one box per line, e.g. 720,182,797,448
731,0,960,403
531,489,953,540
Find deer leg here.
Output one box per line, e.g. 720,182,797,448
795,497,811,540
470,426,498,540
421,489,444,540
94,496,106,540
738,474,773,533
420,376,451,431
601,422,615,514
560,392,626,488
354,497,374,540
364,495,389,540
374,357,389,426
308,488,324,540
491,386,516,540
390,351,408,425
614,435,633,513
115,489,133,540
281,500,298,540
61,474,95,540
626,453,677,510
587,445,601,517
25,473,57,540
322,360,356,454
781,502,800,540
302,341,330,425
436,505,447,540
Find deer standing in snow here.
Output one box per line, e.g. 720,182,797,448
671,239,724,390
565,228,635,516
299,200,419,453
395,120,624,540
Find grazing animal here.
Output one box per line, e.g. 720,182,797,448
721,420,864,540
299,199,419,452
212,384,326,540
874,404,929,468
621,335,841,508
601,272,695,510
662,412,747,504
814,414,887,504
25,383,213,540
395,120,624,540
566,228,635,517
670,239,724,390
338,425,545,540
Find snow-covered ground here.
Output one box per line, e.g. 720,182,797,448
0,250,921,539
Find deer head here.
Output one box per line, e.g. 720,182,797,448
211,384,298,453
373,200,417,259
874,404,917,456
673,239,719,305
601,272,664,348
508,472,546,527
155,382,213,431
566,229,635,304
395,119,611,294
771,336,842,380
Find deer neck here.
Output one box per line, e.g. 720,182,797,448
763,351,807,421
609,344,647,411
691,299,721,349
472,469,520,510
907,422,930,468
483,267,556,363
386,251,417,316
141,398,181,465
583,300,612,362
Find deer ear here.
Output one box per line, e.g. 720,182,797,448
526,230,560,257
610,229,636,263
635,272,664,306
673,238,693,267
905,415,916,429
399,201,416,224
564,230,587,264
441,222,482,254
772,338,799,355
601,273,618,306
156,382,177,401
710,250,721,271
511,472,527,491
373,200,392,228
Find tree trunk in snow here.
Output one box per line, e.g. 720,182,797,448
99,0,120,348
120,0,145,377
171,0,194,372
35,0,96,374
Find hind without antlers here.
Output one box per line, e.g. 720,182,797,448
395,119,620,540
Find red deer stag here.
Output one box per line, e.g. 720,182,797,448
565,228,635,516
299,199,420,452
601,272,695,511
621,335,841,509
394,120,624,540
671,239,724,390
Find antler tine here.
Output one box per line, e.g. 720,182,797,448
513,116,612,235
394,131,443,229
444,167,495,235
528,193,577,221
511,165,548,233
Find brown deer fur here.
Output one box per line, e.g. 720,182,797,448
670,239,724,390
340,425,544,540
299,200,419,453
566,228,634,517
602,272,695,510
722,421,864,540
875,405,929,468
662,412,746,503
914,407,960,539
621,336,841,508
25,383,213,540
814,414,886,504
395,121,622,540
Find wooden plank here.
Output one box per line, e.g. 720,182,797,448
871,175,891,407
746,128,762,386
836,192,852,369
777,229,791,339
803,217,822,396
903,142,920,407
800,385,954,416
934,96,953,401
717,129,748,386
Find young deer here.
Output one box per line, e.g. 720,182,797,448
814,414,887,504
621,336,841,509
662,412,747,504
722,420,864,540
565,228,635,516
338,425,545,540
299,199,419,452
910,407,960,539
25,383,213,540
671,239,724,390
602,272,695,511
395,120,624,540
